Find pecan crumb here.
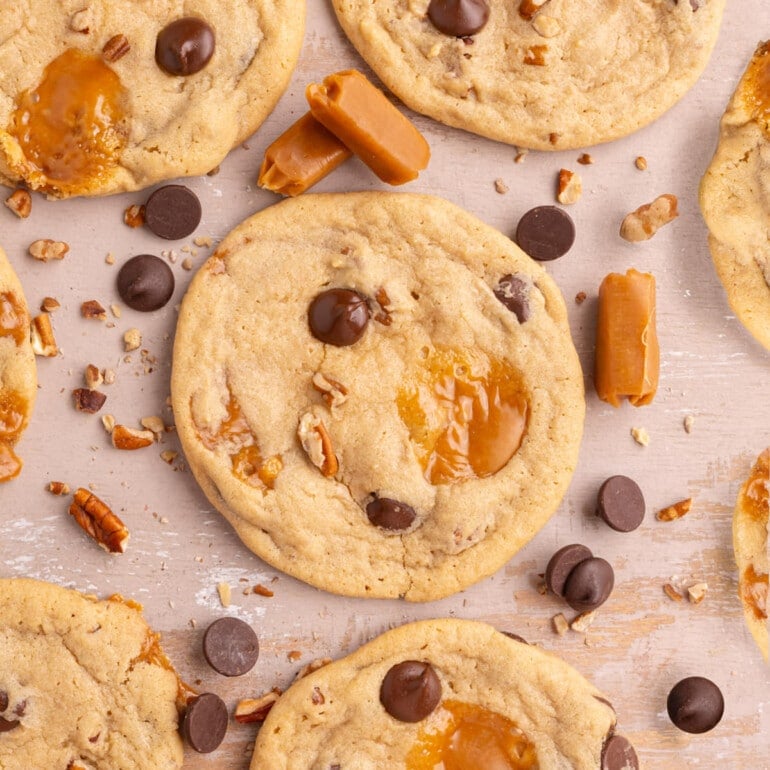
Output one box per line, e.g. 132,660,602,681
656,498,692,522
81,300,107,320
253,584,274,597
577,153,593,165
85,365,104,390
552,612,569,636
287,650,302,662
683,414,694,434
570,610,597,633
494,178,509,194
73,388,107,414
193,236,213,248
514,148,528,163
112,424,154,450
40,296,60,312
630,427,650,447
123,204,145,228
68,488,129,553
557,168,582,205
30,313,58,356
234,689,282,724
105,252,115,265
635,156,648,171
575,291,587,305
217,582,232,608
620,194,678,242
48,481,70,496
29,239,69,262
687,582,708,604
5,189,31,218
123,328,142,351
102,33,130,62
663,583,683,602
160,449,178,464
101,414,116,433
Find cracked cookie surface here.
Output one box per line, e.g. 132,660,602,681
700,40,770,351
0,578,183,770
0,0,304,197
332,0,725,150
250,618,617,768
171,192,584,601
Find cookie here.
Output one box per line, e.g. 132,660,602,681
0,0,305,197
250,618,625,768
732,448,769,661
331,0,725,150
171,192,584,601
700,41,770,351
0,245,36,483
0,578,184,769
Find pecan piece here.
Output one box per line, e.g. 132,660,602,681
297,412,338,476
69,488,129,553
102,34,130,62
123,203,145,228
73,388,107,414
28,239,68,262
556,168,582,205
656,497,692,522
5,189,31,218
620,194,679,242
30,313,58,357
81,300,107,320
111,424,154,450
234,689,282,724
311,372,348,408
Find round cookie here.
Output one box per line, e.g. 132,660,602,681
171,192,584,601
700,41,770,351
0,0,305,197
250,618,625,768
331,0,725,150
0,245,36,483
732,448,769,662
0,578,184,769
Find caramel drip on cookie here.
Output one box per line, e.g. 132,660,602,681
739,448,770,524
744,41,770,131
741,565,769,621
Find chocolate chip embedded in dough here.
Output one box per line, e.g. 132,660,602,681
545,543,593,597
601,734,640,770
515,205,575,261
182,692,228,753
155,17,215,76
380,660,441,722
494,274,532,323
667,676,724,734
144,184,202,240
0,717,19,733
308,289,370,346
366,497,416,530
427,0,490,37
596,475,646,532
203,617,260,677
563,556,614,611
0,692,7,712
117,255,175,311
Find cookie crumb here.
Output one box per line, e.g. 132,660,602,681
514,148,528,163
630,427,650,446
687,582,708,604
105,252,115,265
124,328,142,352
570,610,597,633
217,582,232,608
494,178,509,194
552,613,569,636
683,414,694,433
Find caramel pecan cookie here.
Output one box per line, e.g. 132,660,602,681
251,618,634,769
171,192,584,600
331,0,725,150
0,578,184,769
0,0,304,197
700,41,770,351
0,246,36,483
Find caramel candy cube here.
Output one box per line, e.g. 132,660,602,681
258,113,352,197
306,70,430,185
595,269,659,407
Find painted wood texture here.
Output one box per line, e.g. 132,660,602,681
1,2,769,768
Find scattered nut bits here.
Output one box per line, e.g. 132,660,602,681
297,412,338,476
73,388,107,414
5,189,31,218
40,296,60,312
635,156,648,171
253,584,274,597
123,328,142,351
123,204,145,228
111,424,154,450
656,498,693,522
311,373,348,409
160,449,178,464
28,239,69,262
577,153,593,165
557,168,582,205
552,612,569,636
101,414,116,433
630,427,650,447
103,369,116,385
570,609,597,633
494,178,509,194
518,0,549,20
287,650,302,662
81,300,107,320
687,582,708,604
234,690,282,724
68,488,129,553
664,583,684,602
47,481,70,496
217,582,232,608
574,291,587,305
141,415,165,435
30,313,58,357
684,415,695,434
84,364,104,389
620,194,679,242
102,33,130,62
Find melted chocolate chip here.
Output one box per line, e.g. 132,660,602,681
667,677,724,734
144,184,202,240
427,0,490,37
309,289,370,346
182,693,228,753
563,557,614,611
545,543,593,597
494,274,531,323
0,717,19,733
380,661,441,723
515,205,575,261
602,735,640,770
0,692,7,712
156,17,215,76
366,497,416,530
117,255,175,311
597,475,645,532
203,617,259,677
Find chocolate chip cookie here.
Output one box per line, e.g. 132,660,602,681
171,192,584,600
0,246,36,483
700,41,770,351
250,618,631,768
0,578,184,769
331,0,725,150
0,0,304,197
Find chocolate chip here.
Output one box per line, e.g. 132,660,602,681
366,497,416,530
427,0,490,37
203,617,259,677
545,543,593,597
494,274,531,323
182,692,228,753
667,677,724,734
0,717,19,733
308,289,370,346
156,17,215,76
380,661,441,723
117,255,175,312
597,476,645,532
0,692,7,712
515,205,575,261
563,557,614,611
144,184,202,240
602,735,640,770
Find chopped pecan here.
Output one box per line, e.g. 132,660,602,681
84,365,104,390
48,481,71,496
234,689,282,724
687,582,708,604
518,0,549,19
297,412,338,476
30,313,58,356
663,583,683,602
570,609,597,633
523,44,548,66
293,658,332,682
123,328,142,351
29,239,68,262
532,14,560,37
5,189,31,218
635,156,648,171
81,300,107,320
73,388,107,414
556,168,582,205
552,612,569,636
253,583,274,597
311,373,348,408
102,34,130,62
69,488,129,553
577,153,593,165
287,650,302,662
494,178,509,194
656,498,692,522
374,287,393,326
123,204,145,228
620,194,678,242
112,424,154,450
40,296,60,312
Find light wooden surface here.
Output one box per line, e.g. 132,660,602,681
2,2,769,768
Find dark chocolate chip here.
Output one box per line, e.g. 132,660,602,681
156,17,215,76
0,692,7,712
203,617,259,677
597,476,645,532
494,274,531,323
667,676,724,734
182,692,228,753
308,289,370,346
380,660,441,723
515,205,575,261
144,184,202,240
563,557,614,611
545,543,593,597
0,717,19,733
427,0,490,37
602,735,640,770
117,255,175,312
366,497,416,530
